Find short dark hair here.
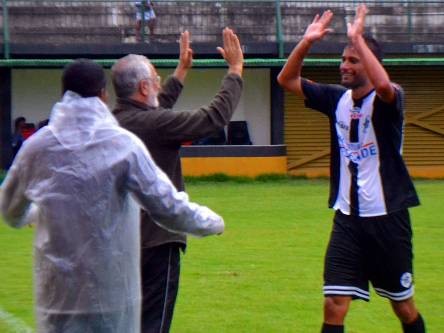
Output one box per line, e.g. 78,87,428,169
346,35,384,62
62,59,106,97
14,116,26,130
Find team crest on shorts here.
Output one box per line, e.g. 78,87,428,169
400,272,413,288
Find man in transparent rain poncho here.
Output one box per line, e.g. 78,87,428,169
0,59,225,333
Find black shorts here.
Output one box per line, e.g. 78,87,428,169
323,209,414,301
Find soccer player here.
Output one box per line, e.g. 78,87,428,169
278,5,426,333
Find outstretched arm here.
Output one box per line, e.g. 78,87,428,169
217,27,244,77
277,10,333,97
0,159,31,228
128,140,224,237
173,30,193,84
347,4,395,103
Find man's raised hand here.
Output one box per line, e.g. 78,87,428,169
217,27,244,76
178,30,193,70
174,30,193,83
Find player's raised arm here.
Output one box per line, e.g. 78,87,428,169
347,4,395,103
277,10,333,97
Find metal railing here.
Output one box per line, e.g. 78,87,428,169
1,0,444,59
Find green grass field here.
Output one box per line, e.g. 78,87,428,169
0,179,443,332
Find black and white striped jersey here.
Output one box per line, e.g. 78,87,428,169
301,79,419,217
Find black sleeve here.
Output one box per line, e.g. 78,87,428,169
301,78,346,117
374,83,404,121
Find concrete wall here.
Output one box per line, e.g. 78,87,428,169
5,1,444,45
11,67,271,145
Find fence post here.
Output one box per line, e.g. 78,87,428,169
141,2,146,42
0,67,12,169
2,0,10,59
406,0,412,42
275,0,284,58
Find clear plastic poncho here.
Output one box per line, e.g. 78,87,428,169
0,91,224,333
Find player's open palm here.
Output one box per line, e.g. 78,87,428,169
347,4,368,41
304,10,334,43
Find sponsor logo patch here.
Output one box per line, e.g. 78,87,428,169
338,137,377,164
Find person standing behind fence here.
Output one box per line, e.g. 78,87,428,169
0,59,225,333
111,28,243,333
135,0,156,42
278,5,426,333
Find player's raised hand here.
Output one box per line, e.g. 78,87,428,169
303,10,334,43
217,27,244,76
347,4,368,42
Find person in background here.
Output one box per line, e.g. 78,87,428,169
0,59,225,333
135,0,156,42
111,28,243,332
278,5,425,333
11,116,26,158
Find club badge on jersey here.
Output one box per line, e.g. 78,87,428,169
350,106,362,119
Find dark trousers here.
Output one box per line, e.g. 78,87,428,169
141,243,181,333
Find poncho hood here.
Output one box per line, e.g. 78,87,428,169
49,90,118,149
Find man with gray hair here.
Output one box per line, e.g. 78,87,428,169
112,28,243,332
